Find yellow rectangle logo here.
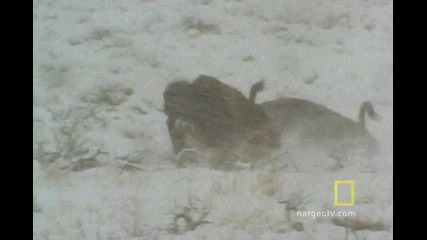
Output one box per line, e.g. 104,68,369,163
334,180,355,206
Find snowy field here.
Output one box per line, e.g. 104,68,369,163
33,0,393,239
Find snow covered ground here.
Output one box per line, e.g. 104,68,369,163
33,0,393,239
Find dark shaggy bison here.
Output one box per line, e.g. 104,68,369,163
163,75,280,169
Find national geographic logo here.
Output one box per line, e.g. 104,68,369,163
334,180,355,206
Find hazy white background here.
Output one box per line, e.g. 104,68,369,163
33,0,393,239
